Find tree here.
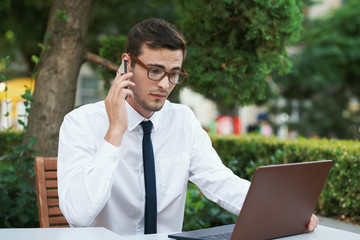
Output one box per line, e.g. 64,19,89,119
272,0,360,139
24,0,95,157
176,0,304,111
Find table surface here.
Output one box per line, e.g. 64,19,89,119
1,225,359,240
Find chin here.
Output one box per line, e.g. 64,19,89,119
142,101,165,113
149,104,165,112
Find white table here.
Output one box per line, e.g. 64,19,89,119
1,225,359,240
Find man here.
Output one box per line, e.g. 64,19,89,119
58,18,318,236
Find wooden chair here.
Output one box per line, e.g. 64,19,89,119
35,156,69,228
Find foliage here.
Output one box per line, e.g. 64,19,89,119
89,0,179,52
1,132,359,227
0,132,39,227
176,0,304,109
183,134,360,230
271,0,360,139
184,183,237,231
0,0,52,71
98,35,127,90
0,56,38,227
0,131,23,154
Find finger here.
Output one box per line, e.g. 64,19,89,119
117,81,135,100
111,71,134,89
124,89,134,99
305,214,318,232
108,80,135,101
111,79,134,93
109,72,133,93
113,72,133,83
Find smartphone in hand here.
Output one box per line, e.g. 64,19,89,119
117,59,127,75
117,59,129,100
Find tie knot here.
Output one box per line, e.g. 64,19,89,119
141,121,153,135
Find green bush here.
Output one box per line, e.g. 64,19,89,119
0,131,39,227
0,131,24,155
1,132,359,228
184,134,360,230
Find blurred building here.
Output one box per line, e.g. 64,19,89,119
75,63,104,107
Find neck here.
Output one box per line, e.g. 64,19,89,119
127,98,154,119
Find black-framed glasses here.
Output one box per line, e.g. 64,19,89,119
129,54,188,85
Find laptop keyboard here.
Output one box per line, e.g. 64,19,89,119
198,231,232,240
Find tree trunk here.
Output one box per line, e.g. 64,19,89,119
24,0,95,157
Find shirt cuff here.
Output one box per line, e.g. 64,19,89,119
93,139,122,171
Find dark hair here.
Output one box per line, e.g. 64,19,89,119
125,18,187,65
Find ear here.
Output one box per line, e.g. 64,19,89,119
122,53,130,61
122,53,131,71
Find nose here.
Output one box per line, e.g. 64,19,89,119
157,75,171,89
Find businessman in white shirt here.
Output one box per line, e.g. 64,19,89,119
57,18,318,236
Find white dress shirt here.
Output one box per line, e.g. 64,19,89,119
58,100,250,236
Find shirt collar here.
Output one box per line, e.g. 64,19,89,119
126,101,162,132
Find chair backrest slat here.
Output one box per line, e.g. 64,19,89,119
35,156,69,228
48,208,62,216
46,189,58,198
45,172,57,179
49,216,69,225
45,180,58,188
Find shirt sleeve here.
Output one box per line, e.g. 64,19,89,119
57,113,121,227
188,116,251,215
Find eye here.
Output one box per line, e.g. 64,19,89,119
169,72,179,79
149,69,162,75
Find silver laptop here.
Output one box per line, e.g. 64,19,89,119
169,160,332,240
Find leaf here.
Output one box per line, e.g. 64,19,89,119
31,55,39,65
18,119,25,127
37,43,46,50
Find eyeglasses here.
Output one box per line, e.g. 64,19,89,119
129,54,188,85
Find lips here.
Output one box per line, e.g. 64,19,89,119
150,91,167,99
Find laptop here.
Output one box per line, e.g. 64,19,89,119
169,160,333,240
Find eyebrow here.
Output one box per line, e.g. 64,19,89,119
147,63,181,72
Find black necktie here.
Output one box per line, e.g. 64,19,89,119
140,121,157,234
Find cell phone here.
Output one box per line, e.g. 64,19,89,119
117,59,128,100
124,59,127,74
117,59,127,75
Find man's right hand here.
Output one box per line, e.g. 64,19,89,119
104,72,135,146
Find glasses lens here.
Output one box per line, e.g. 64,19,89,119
174,73,187,85
148,69,165,80
169,72,180,84
147,67,186,85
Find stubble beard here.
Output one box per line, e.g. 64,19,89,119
133,91,166,113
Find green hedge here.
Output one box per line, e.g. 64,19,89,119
183,134,360,230
0,131,24,155
1,132,359,228
0,131,38,228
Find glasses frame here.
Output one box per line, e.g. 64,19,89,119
129,54,188,85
